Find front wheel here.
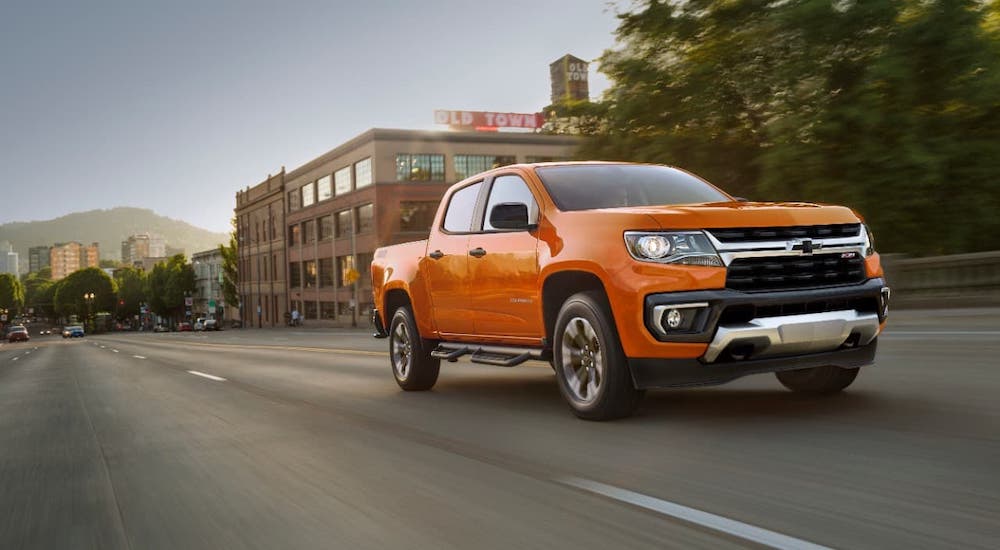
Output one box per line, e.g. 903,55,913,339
775,366,859,394
389,306,440,391
553,291,643,420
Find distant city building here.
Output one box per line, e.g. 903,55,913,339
133,256,169,273
50,242,100,280
121,233,167,263
235,128,578,328
192,248,228,320
29,246,51,273
550,54,590,103
0,241,18,276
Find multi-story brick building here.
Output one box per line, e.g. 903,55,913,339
50,242,100,280
235,128,578,328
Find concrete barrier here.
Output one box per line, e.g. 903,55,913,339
881,251,1000,309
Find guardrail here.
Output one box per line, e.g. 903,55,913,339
881,251,1000,309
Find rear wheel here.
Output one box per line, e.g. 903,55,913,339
389,306,440,391
553,291,643,420
775,366,859,394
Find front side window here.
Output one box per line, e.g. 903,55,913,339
442,181,483,233
483,174,539,231
454,155,516,181
396,154,445,181
535,164,730,211
301,182,315,207
335,166,352,195
317,175,332,201
355,158,372,189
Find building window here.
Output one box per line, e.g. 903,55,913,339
288,224,301,246
304,301,318,320
317,175,332,202
301,182,315,207
355,203,373,234
396,153,445,181
289,262,301,288
338,301,353,316
335,210,352,238
399,201,438,232
320,301,336,319
335,166,352,195
355,158,372,189
288,189,301,211
303,260,317,288
357,252,374,286
319,257,334,287
337,255,355,287
454,155,516,180
318,215,334,240
443,181,483,232
303,219,316,243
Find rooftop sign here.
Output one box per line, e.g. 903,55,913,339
434,110,545,130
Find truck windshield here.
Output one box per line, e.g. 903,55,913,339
535,164,731,211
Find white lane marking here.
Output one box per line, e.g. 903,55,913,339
100,345,106,349
112,349,119,353
12,357,18,361
561,478,831,550
187,370,226,382
133,355,146,359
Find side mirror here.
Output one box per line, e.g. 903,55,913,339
489,202,531,230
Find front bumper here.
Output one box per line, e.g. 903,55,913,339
629,278,888,389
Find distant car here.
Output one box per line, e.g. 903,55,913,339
177,322,192,332
39,329,50,335
6,325,30,342
153,325,169,333
194,318,206,331
65,326,85,338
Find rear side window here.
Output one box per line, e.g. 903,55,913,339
442,181,483,232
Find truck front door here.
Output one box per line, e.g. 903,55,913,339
468,173,543,342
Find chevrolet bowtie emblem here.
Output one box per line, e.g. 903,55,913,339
787,238,820,254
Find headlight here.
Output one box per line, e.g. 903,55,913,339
861,224,876,256
624,231,723,266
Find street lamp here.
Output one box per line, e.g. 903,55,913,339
83,292,95,331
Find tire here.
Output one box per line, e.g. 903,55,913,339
775,366,859,394
553,291,643,420
389,306,440,391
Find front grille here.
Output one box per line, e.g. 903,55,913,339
709,224,861,243
726,252,866,291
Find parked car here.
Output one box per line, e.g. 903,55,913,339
5,325,30,342
371,162,889,420
177,322,193,332
153,324,170,333
194,318,218,331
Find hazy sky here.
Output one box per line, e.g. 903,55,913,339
0,0,621,233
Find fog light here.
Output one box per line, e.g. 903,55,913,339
666,309,682,329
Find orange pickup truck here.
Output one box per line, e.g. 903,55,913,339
371,162,889,420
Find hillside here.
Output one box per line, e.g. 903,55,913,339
0,207,229,267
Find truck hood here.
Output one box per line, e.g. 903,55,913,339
592,201,860,230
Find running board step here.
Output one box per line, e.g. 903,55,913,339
431,344,544,366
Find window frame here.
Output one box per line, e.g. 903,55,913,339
479,172,541,233
439,179,486,235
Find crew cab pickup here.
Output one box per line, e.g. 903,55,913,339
371,162,889,420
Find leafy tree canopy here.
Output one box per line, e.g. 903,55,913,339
54,268,116,318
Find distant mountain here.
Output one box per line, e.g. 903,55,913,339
0,207,229,268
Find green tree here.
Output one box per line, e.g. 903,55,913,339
569,0,1000,255
114,267,147,321
146,254,195,321
53,268,116,320
219,219,240,315
22,273,54,318
0,273,25,317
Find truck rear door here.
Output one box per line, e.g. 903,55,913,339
422,180,484,335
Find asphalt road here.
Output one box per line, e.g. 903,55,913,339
1,309,998,549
